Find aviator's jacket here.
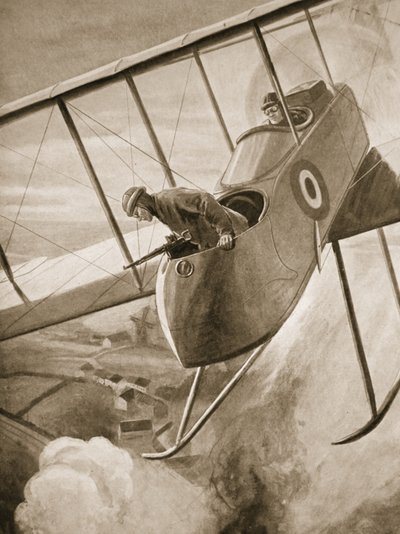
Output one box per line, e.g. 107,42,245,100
153,188,248,250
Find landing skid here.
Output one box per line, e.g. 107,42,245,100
333,369,400,444
142,342,268,460
332,233,400,445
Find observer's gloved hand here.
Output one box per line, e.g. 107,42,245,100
217,233,234,250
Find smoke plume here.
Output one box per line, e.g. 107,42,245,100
15,436,217,534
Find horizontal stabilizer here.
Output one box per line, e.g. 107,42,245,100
329,148,400,242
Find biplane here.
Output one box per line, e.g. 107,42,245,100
1,0,400,460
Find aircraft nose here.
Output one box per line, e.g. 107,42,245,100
156,216,298,368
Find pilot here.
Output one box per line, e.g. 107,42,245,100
122,186,248,251
262,93,287,125
262,92,308,127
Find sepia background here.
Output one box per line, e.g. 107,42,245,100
1,1,400,532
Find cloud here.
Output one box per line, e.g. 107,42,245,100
1,184,81,200
15,437,134,534
15,436,217,534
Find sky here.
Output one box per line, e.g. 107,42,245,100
3,3,400,532
1,1,399,266
0,0,272,262
0,0,269,104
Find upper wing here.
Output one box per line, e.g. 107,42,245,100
1,0,399,341
0,0,318,121
1,0,339,341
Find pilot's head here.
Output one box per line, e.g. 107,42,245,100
261,93,284,125
122,186,154,222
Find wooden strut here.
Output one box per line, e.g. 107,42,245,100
314,220,322,271
193,49,234,154
124,73,177,188
0,244,31,305
252,22,301,146
377,227,400,314
304,8,336,93
57,98,142,291
142,341,269,459
332,239,400,445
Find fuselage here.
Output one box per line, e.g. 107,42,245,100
156,80,369,368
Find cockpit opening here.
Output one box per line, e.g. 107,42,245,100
219,190,267,227
166,190,267,262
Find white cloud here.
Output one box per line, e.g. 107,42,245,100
15,436,217,534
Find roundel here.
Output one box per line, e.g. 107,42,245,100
290,160,330,220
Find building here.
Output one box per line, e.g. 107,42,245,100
79,362,95,377
93,369,109,385
102,338,112,349
154,421,173,438
129,298,170,349
102,331,132,349
86,357,102,370
152,421,174,452
118,419,153,448
127,376,151,394
89,333,105,345
154,401,168,420
105,373,127,394
115,387,136,412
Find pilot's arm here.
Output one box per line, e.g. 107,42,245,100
187,192,235,250
179,191,235,250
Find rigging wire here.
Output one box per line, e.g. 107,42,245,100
0,116,139,307
0,141,121,203
68,105,156,193
330,2,393,193
5,105,55,253
142,218,158,283
266,11,399,142
142,58,198,284
345,0,392,181
262,6,397,267
0,213,133,287
81,268,143,315
4,6,397,334
0,108,139,287
125,83,136,185
320,245,332,271
142,253,165,291
359,0,391,110
264,8,397,189
66,102,202,190
348,147,396,190
167,59,195,166
0,255,66,304
125,83,141,263
376,136,400,150
351,6,399,28
0,242,124,337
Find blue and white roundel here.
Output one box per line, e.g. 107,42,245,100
290,160,330,220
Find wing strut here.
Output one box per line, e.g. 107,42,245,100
143,341,268,459
377,228,400,314
0,245,31,305
314,220,322,271
332,239,400,444
304,8,336,92
193,49,234,153
332,240,377,416
57,98,142,291
252,22,300,146
124,73,177,188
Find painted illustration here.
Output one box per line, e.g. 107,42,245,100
1,0,400,532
